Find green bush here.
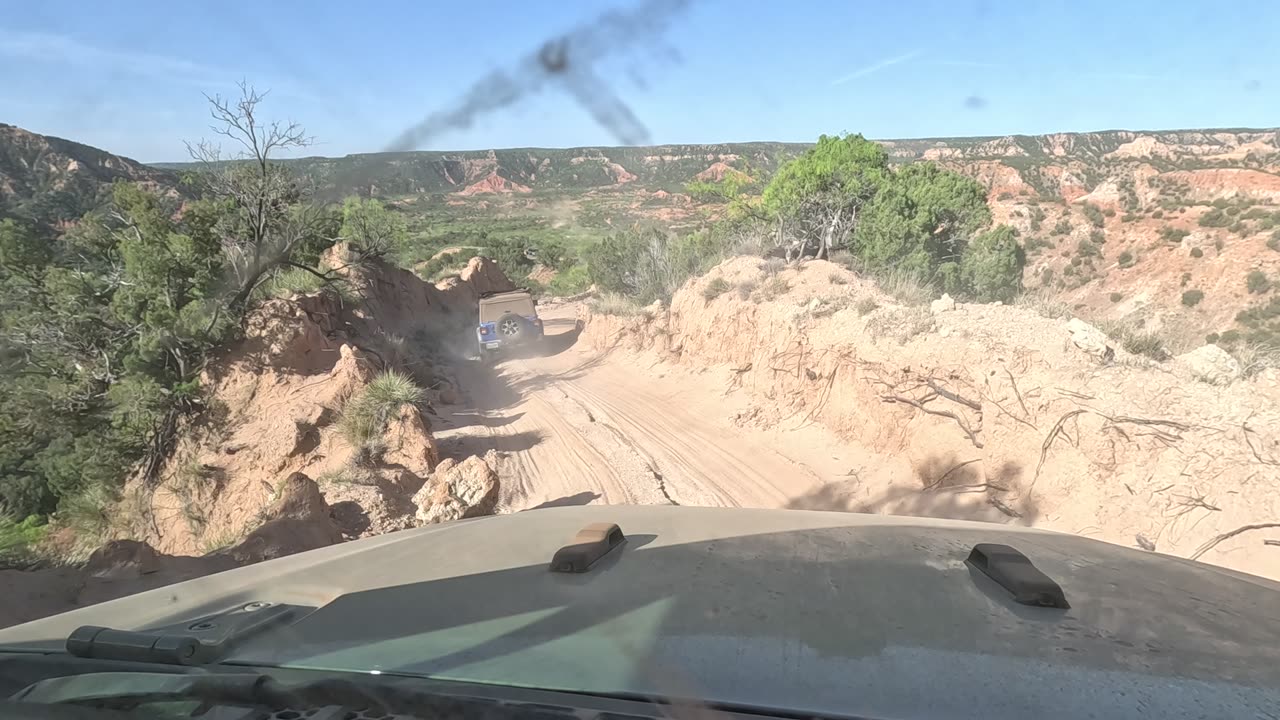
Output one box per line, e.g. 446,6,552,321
1052,219,1072,235
1082,203,1104,228
1160,227,1190,244
585,227,729,304
1214,238,1225,251
1190,247,1204,258
1103,208,1116,217
1109,292,1123,302
957,226,1025,302
0,515,48,567
547,263,591,296
1199,208,1231,228
1152,210,1164,219
1117,251,1135,268
339,371,425,450
1206,333,1220,344
1182,289,1204,307
1268,232,1280,251
1247,270,1271,294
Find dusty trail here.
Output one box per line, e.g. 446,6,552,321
434,304,871,513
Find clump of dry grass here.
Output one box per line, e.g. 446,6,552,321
867,307,934,344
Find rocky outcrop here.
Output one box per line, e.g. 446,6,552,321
413,451,501,525
224,474,343,564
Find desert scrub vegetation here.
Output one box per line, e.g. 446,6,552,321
1082,203,1104,228
866,306,933,344
1160,226,1190,244
1247,270,1271,294
701,277,732,300
1117,251,1136,268
588,293,647,317
339,371,425,458
0,515,49,568
1097,319,1170,361
1182,289,1204,307
1190,247,1204,258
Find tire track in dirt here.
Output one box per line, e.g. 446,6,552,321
437,306,830,513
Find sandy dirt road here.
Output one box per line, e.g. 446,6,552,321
433,304,965,517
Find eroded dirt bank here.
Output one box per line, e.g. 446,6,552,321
570,257,1280,580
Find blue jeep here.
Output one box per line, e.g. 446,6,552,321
477,288,543,361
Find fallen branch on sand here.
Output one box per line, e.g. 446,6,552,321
1190,523,1280,560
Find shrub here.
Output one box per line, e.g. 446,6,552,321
588,293,646,317
339,371,425,450
1152,210,1164,219
1052,219,1072,235
1206,333,1220,344
1268,232,1280,251
1190,247,1204,258
701,277,732,300
997,191,1014,200
1123,332,1168,361
1089,229,1105,245
1181,289,1204,307
958,226,1025,302
0,515,49,567
1181,272,1192,287
1083,203,1104,228
1226,206,1241,217
547,263,591,296
855,297,880,315
1247,270,1271,294
1214,238,1225,251
1109,292,1123,302
1121,213,1137,222
1117,251,1135,268
1103,208,1116,217
1199,208,1231,228
1160,226,1190,244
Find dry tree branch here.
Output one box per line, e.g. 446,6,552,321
923,458,982,490
1190,523,1280,560
884,394,984,448
1241,415,1278,466
1031,409,1089,489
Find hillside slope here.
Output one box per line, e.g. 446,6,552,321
0,123,178,226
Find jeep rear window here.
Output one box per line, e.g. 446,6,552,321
480,297,535,320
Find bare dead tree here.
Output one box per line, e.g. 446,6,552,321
184,82,333,309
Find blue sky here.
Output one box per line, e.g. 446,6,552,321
2,1,1276,162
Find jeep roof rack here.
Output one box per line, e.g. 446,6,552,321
479,287,532,299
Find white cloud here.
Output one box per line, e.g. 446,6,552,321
831,50,923,86
0,28,229,86
0,28,317,102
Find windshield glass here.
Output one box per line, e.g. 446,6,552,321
2,1,1279,716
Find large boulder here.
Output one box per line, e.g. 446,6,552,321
1177,344,1242,385
1066,318,1113,360
413,451,500,525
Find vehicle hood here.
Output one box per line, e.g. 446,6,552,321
3,506,1279,719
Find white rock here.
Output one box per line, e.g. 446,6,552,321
1066,318,1112,358
930,293,957,314
939,326,952,338
1177,344,1241,385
